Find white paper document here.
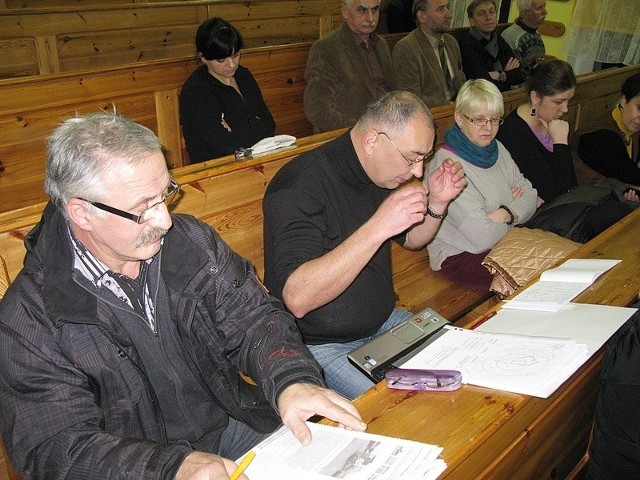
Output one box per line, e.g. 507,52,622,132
504,258,621,311
401,325,590,398
240,422,446,480
476,303,637,353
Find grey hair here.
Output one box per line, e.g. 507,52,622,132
517,0,535,12
356,90,434,134
455,79,504,117
45,112,163,218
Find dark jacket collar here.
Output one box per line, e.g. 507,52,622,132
24,203,212,329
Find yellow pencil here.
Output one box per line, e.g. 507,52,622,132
229,450,256,480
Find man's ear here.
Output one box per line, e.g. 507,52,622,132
341,4,348,20
66,198,94,232
362,130,379,155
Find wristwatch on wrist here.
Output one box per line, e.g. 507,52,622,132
426,205,446,220
498,71,507,83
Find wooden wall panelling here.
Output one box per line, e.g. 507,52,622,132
0,36,38,78
35,35,59,75
242,43,314,138
0,1,341,79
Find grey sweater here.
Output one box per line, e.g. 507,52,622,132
425,142,538,270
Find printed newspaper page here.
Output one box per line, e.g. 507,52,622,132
240,422,446,479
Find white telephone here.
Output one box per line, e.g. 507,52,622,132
249,135,297,155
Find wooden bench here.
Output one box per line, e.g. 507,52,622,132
2,63,639,297
1,44,637,216
0,125,492,319
0,42,315,213
2,63,638,285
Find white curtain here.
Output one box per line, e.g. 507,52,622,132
567,0,640,74
450,0,470,28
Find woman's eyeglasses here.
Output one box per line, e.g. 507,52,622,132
463,115,504,127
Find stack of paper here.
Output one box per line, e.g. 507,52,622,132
401,326,589,398
476,303,637,354
240,422,446,480
504,258,621,312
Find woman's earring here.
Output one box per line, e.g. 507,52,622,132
530,107,537,117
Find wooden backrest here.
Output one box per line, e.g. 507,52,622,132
0,42,315,214
2,64,639,287
0,28,448,215
0,123,494,320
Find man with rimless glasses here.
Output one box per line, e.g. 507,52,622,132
0,113,367,479
263,91,466,400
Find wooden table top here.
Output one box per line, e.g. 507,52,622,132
335,208,640,479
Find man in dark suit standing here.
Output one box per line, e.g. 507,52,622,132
303,0,398,133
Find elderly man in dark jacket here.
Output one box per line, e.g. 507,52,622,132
0,113,364,480
303,0,397,133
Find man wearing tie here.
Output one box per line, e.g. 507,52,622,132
392,0,466,108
